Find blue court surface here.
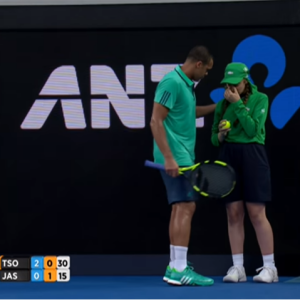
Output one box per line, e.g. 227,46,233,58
0,276,299,299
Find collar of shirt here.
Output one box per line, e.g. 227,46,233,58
175,65,194,87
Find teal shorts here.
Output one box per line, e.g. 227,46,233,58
160,170,199,205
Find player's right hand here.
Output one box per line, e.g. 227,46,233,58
165,157,179,177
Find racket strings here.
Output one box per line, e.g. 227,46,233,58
193,164,235,197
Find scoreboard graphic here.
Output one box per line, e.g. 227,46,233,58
0,256,70,282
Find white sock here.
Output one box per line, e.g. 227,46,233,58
232,254,243,267
174,246,188,272
263,254,275,268
169,245,175,269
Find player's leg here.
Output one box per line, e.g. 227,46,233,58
162,207,176,282
170,201,195,270
243,144,278,283
160,171,214,286
161,171,194,282
168,206,176,266
167,202,197,281
164,202,194,280
218,143,247,282
170,202,195,246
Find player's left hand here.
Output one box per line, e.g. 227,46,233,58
224,86,240,103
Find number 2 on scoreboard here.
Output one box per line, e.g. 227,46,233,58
35,260,39,268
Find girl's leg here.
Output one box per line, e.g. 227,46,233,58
246,202,278,283
223,201,247,283
227,201,245,255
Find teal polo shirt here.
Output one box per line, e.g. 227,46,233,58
153,65,196,166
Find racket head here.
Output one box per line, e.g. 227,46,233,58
183,160,236,198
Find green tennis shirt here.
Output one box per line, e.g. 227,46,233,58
153,65,196,166
211,88,269,146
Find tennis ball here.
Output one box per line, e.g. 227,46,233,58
222,121,231,129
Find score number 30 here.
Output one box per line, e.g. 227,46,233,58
56,257,70,282
57,258,69,269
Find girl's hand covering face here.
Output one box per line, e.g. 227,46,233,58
224,86,240,103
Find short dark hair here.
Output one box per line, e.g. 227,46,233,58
186,46,212,65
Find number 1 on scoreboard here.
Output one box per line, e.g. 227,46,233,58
44,270,57,283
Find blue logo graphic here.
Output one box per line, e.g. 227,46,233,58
270,87,300,129
232,35,286,88
210,34,300,129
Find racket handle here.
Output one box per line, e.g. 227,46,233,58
144,160,165,171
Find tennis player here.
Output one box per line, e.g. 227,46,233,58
211,62,278,283
150,46,216,286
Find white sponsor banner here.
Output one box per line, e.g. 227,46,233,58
0,0,272,6
20,64,204,130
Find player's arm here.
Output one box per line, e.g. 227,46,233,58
196,104,216,118
232,94,269,138
150,78,179,177
150,103,173,160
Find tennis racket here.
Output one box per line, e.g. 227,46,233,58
145,160,236,198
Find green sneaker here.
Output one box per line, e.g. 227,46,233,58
163,265,172,282
168,266,214,286
163,262,193,282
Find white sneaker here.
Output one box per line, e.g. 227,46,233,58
223,266,247,283
253,266,278,283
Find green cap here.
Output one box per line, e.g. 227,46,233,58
220,62,249,85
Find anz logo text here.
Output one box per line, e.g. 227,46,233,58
20,65,204,130
21,34,298,130
211,34,300,130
